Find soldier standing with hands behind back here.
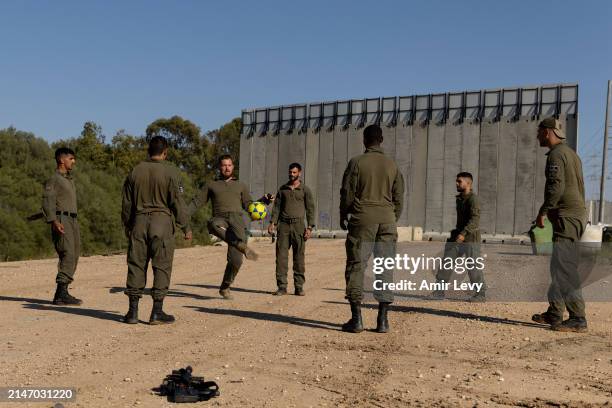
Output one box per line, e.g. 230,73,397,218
532,118,588,333
43,147,83,305
267,163,316,296
340,124,404,334
122,136,192,325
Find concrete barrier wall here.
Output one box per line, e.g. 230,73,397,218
240,83,579,237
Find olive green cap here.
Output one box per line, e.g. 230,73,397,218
538,117,565,139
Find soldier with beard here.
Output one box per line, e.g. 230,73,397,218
267,163,316,296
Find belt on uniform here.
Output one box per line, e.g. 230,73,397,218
56,211,77,218
280,216,303,224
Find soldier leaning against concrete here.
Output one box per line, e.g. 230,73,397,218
42,147,83,306
121,136,192,325
532,117,588,333
339,124,404,334
429,172,486,302
267,162,316,296
190,155,271,300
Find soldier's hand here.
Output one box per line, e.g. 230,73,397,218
536,214,546,229
52,220,65,235
340,218,349,231
304,227,312,240
267,224,275,235
184,231,193,240
455,234,465,243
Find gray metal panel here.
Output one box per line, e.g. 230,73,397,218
317,128,334,231
276,107,291,189
304,123,319,218
408,122,427,228
478,119,499,235
563,114,578,151
442,122,461,232
460,120,480,194
395,122,412,226
381,125,396,161
495,118,518,235
425,122,444,232
291,105,308,169
239,111,253,189
250,131,267,231
348,125,363,159
514,117,538,235
332,124,349,230
265,131,279,198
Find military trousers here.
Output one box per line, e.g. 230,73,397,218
52,215,80,284
275,219,306,290
435,235,486,293
345,221,397,304
207,213,247,290
547,216,586,319
125,213,175,300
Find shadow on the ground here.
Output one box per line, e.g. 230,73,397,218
0,295,53,305
178,283,271,296
22,303,122,322
323,300,544,328
107,286,216,301
187,305,342,331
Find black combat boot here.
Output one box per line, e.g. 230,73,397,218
531,311,562,328
52,283,83,306
123,296,139,324
149,299,175,325
341,302,363,333
375,302,390,333
273,288,287,296
552,317,587,333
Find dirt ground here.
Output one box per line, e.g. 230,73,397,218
1,239,612,408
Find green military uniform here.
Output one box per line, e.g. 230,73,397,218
539,142,587,319
340,146,404,304
436,192,486,292
191,177,252,290
42,170,80,284
270,182,316,291
122,159,190,300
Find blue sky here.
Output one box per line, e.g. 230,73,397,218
1,1,611,197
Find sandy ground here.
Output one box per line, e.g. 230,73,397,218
1,239,612,408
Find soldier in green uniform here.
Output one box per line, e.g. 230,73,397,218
532,118,588,333
121,136,192,325
267,163,316,296
43,147,82,305
429,172,486,302
340,124,404,334
191,155,268,300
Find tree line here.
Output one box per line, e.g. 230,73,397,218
0,116,241,261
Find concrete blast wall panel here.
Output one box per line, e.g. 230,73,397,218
240,83,578,238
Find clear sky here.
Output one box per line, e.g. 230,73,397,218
1,1,610,198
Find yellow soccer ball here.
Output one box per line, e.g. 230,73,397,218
247,201,267,221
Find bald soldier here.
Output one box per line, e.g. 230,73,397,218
42,147,83,305
340,124,404,333
532,118,588,333
122,136,192,325
190,155,270,300
267,163,316,296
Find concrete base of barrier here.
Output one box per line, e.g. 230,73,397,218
397,227,413,242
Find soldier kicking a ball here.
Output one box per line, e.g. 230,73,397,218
190,154,271,300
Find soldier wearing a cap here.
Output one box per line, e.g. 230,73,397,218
532,117,588,332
